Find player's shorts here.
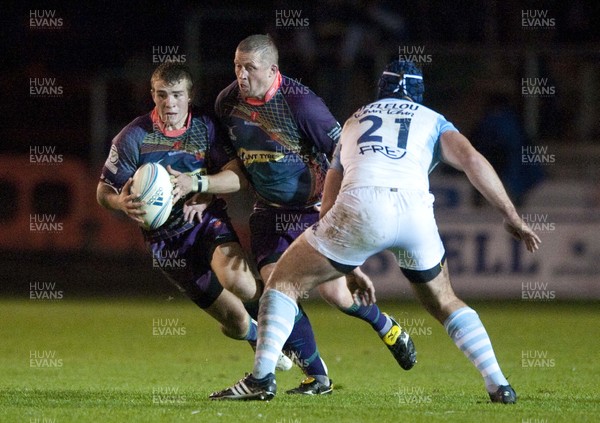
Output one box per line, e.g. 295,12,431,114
146,198,239,309
304,187,446,282
249,202,319,270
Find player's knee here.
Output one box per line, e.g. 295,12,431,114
229,278,261,302
217,269,259,302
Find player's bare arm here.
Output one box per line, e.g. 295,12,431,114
439,130,541,252
96,179,145,225
168,159,247,203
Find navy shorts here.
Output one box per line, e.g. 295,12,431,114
147,199,239,309
249,204,318,270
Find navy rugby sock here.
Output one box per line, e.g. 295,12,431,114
245,318,258,343
341,303,392,337
253,290,329,384
282,304,329,383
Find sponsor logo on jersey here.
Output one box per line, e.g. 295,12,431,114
238,148,285,165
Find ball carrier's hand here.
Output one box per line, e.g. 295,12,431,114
119,178,146,225
182,193,212,223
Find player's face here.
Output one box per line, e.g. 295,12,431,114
234,50,277,99
151,79,191,130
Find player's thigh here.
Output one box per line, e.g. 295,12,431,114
267,234,342,296
203,288,250,338
211,242,258,302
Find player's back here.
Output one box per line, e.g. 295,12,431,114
339,98,456,192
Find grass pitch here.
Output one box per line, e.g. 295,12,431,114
1,299,598,422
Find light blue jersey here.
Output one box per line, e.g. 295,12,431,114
333,98,457,192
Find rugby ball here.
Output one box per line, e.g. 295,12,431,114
130,163,173,230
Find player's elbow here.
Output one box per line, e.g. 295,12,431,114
456,147,487,174
96,185,105,207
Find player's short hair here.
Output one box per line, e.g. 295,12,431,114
377,59,424,104
236,34,279,66
151,61,194,97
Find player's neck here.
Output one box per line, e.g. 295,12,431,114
244,72,282,106
151,108,191,137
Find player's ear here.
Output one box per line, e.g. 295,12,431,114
270,64,279,75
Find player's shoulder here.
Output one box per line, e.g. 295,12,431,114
280,74,318,104
191,105,218,126
280,75,332,120
115,112,152,144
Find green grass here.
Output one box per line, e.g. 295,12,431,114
1,299,598,422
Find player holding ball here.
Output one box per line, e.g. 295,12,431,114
96,61,329,380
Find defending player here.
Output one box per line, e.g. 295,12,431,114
96,61,295,373
209,34,416,397
211,59,541,403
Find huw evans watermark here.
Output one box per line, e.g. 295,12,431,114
30,78,63,97
521,145,555,164
521,10,555,29
29,10,63,29
30,215,63,233
152,386,186,405
152,318,186,336
394,386,432,404
521,213,556,233
28,416,58,423
521,282,555,301
30,350,63,368
30,146,63,164
30,282,63,300
152,46,186,63
275,212,311,233
152,250,187,269
521,350,555,368
522,78,555,97
275,10,309,28
276,281,310,300
397,317,433,336
282,349,310,369
280,78,310,96
398,45,432,66
275,145,311,165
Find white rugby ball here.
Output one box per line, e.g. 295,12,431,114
130,163,173,230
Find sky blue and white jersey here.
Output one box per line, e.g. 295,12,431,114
333,98,457,192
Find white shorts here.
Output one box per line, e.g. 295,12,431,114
305,187,445,271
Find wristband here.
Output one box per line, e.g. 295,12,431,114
199,175,209,193
191,175,199,192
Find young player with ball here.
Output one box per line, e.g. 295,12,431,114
96,61,331,380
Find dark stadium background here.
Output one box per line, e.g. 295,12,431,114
2,1,599,298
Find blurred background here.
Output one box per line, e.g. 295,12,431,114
2,0,599,300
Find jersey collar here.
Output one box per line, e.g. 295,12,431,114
151,107,192,137
244,71,282,106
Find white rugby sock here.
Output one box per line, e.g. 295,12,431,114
444,307,509,392
253,289,298,379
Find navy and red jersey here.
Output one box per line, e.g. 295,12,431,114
215,73,341,208
99,106,231,240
